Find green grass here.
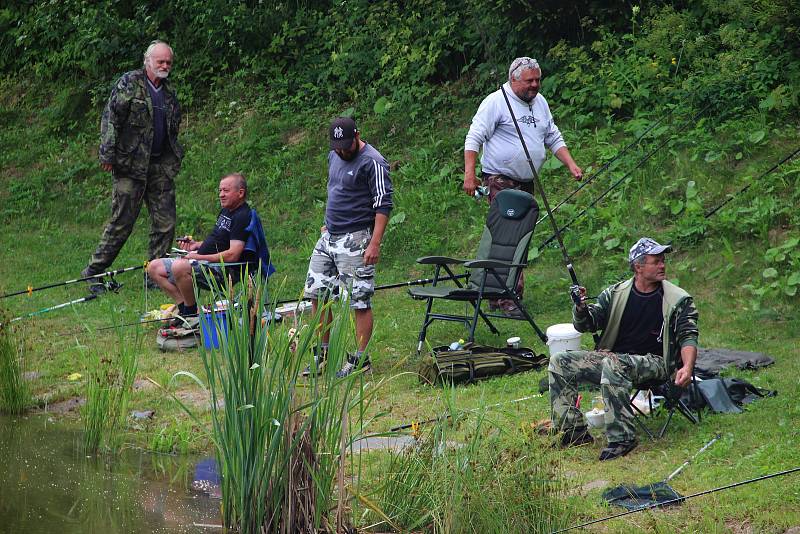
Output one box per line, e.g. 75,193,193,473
2,78,800,532
0,324,31,414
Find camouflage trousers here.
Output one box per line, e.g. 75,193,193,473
548,350,667,443
303,228,375,310
86,157,177,274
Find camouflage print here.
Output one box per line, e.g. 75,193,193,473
549,349,667,443
85,155,177,274
304,229,375,310
100,69,183,179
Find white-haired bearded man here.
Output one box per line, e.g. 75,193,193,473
463,56,582,316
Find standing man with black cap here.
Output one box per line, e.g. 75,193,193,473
303,117,393,377
82,40,184,291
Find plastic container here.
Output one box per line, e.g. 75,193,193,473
545,323,582,356
200,311,228,349
585,408,606,429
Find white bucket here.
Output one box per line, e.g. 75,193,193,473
545,323,582,357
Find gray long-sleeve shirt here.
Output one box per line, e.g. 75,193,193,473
464,82,566,181
325,143,393,234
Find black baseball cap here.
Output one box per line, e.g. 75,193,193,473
329,117,358,150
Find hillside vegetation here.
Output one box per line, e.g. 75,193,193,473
2,1,800,532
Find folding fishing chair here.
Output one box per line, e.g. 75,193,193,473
630,370,702,440
408,189,547,353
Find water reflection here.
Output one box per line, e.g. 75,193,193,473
0,415,221,533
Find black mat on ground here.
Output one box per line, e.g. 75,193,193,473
695,348,774,378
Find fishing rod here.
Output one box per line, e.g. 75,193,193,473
389,393,542,432
703,145,800,220
537,102,714,251
1,294,98,327
537,107,677,227
551,466,800,533
500,85,583,305
1,264,144,299
271,274,471,306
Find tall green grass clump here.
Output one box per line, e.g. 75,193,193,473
0,324,31,414
359,402,570,533
173,270,374,532
82,329,140,454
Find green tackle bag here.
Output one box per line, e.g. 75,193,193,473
419,342,548,385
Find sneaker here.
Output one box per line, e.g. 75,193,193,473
560,427,595,448
301,347,327,377
335,353,371,378
599,439,638,461
170,315,200,329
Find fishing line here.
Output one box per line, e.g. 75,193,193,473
537,102,714,251
538,106,678,227
551,466,800,533
500,85,583,305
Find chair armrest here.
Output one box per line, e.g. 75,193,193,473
416,256,466,265
463,259,527,269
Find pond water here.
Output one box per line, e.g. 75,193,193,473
0,415,221,533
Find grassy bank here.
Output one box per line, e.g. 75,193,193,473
2,74,800,531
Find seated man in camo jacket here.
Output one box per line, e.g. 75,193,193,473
548,237,699,461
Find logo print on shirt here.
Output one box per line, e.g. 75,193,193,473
347,171,354,176
333,126,344,139
519,115,538,127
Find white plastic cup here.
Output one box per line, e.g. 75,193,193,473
506,336,521,349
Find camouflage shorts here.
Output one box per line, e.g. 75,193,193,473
304,229,375,310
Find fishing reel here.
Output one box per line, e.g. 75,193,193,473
569,284,584,306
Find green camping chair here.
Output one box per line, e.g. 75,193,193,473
408,189,547,353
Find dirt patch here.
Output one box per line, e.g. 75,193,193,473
725,519,752,534
43,396,86,414
286,130,306,145
133,378,156,391
581,479,609,493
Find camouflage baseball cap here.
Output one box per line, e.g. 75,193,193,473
628,237,672,263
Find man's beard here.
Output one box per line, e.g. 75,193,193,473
154,69,169,79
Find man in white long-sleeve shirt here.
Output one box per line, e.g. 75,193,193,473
463,56,582,316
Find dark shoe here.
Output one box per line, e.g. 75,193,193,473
144,272,160,291
301,347,327,377
335,353,371,378
560,427,595,448
599,439,638,461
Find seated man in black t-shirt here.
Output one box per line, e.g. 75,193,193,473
147,173,258,327
547,237,699,461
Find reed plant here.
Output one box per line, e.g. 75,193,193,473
171,269,375,532
358,395,571,533
0,323,31,414
82,328,140,454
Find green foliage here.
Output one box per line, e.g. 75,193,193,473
743,234,800,308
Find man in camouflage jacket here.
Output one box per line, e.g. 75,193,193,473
548,237,699,461
82,40,183,287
